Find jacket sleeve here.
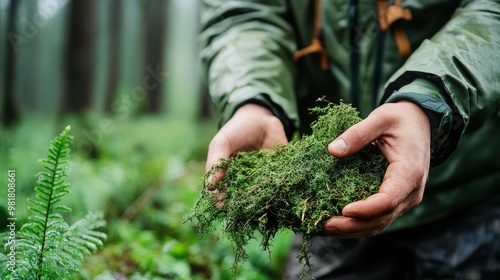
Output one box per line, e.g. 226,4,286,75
382,0,500,166
200,0,299,131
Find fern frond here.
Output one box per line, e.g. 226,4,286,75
69,212,107,256
29,126,73,279
0,126,107,280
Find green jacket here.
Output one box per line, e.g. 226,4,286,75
200,0,500,231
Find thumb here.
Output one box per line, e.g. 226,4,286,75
205,134,232,190
328,114,384,157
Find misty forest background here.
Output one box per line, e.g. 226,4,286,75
0,0,292,279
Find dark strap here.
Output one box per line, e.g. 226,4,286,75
378,0,413,57
293,0,329,71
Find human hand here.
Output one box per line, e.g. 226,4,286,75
324,101,431,238
205,103,288,189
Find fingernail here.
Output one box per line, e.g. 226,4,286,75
329,139,347,155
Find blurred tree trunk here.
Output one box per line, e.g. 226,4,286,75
62,0,95,114
2,0,20,127
142,0,168,113
104,0,122,113
22,1,39,111
198,88,213,120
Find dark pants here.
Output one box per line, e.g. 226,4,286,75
283,194,500,280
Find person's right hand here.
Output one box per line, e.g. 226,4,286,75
205,103,288,189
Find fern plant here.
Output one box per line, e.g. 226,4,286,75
0,126,106,280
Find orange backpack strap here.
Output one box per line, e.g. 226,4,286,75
293,0,329,71
377,0,413,57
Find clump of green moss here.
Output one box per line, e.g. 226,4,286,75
187,102,387,276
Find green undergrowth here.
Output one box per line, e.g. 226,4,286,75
187,102,388,277
2,115,293,279
0,126,106,279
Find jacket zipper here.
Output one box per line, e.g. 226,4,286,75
373,31,386,109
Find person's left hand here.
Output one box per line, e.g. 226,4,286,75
324,100,431,238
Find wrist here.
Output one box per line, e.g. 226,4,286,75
234,95,296,140
234,103,275,117
395,100,430,129
383,79,454,166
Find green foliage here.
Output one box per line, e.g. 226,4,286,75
80,160,291,280
0,126,106,280
188,102,388,275
0,118,58,222
1,116,290,279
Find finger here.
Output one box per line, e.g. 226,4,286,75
205,170,226,191
207,189,226,208
323,215,391,238
328,109,388,157
205,133,232,189
342,165,424,224
341,162,406,219
206,131,233,171
341,192,395,219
